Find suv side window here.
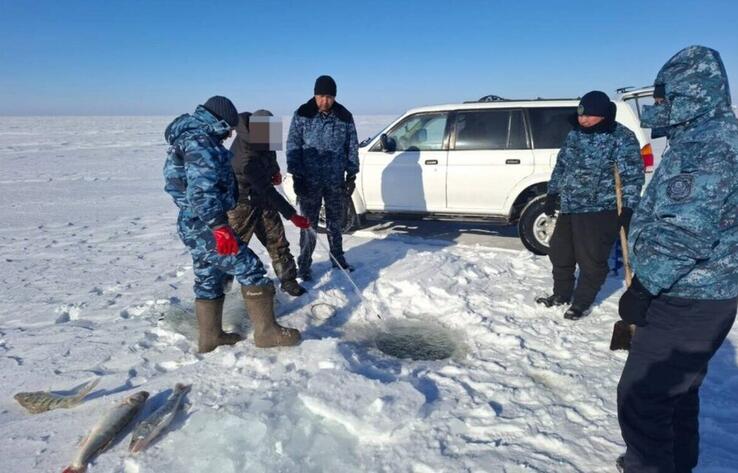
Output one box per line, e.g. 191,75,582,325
371,113,448,152
527,107,577,149
453,110,529,150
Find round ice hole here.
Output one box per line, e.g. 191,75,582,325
374,320,459,361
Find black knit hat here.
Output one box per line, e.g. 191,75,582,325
314,75,337,96
202,96,239,127
578,91,611,117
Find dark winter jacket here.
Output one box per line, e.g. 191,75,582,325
630,46,738,299
286,98,359,188
230,113,296,219
163,106,237,228
548,111,644,214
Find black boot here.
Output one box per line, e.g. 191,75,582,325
331,255,354,272
281,279,306,296
564,304,590,320
535,294,570,307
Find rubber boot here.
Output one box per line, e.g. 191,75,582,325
241,284,301,348
195,297,243,353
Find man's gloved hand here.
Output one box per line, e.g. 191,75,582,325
272,172,282,186
212,225,239,256
543,193,558,217
618,275,653,327
618,207,634,234
345,174,356,196
293,176,307,197
290,214,311,229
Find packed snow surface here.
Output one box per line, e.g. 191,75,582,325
1,116,737,472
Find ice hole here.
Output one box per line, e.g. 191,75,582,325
373,320,459,361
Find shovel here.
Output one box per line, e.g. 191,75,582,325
609,166,636,351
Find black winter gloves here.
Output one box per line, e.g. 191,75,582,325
543,193,558,217
293,176,307,197
345,175,356,196
618,207,634,234
618,275,653,327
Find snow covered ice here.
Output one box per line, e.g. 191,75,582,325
1,116,738,472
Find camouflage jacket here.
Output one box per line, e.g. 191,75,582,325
163,106,237,228
548,120,644,214
631,46,738,299
286,98,359,187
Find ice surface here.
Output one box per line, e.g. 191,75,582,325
1,116,738,472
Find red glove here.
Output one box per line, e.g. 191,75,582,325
272,172,282,185
290,214,311,229
212,226,239,255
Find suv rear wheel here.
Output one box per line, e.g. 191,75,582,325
518,194,557,255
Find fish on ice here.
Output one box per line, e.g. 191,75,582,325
14,378,100,414
62,390,149,473
129,383,191,454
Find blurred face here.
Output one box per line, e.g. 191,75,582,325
315,95,335,113
577,115,605,128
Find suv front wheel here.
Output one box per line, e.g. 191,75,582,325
518,194,557,255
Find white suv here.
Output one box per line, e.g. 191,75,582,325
284,92,653,254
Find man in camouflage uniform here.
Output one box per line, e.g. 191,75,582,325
537,90,645,320
286,75,359,280
164,96,300,353
228,109,310,297
616,46,738,473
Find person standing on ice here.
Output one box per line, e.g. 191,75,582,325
616,46,738,473
227,109,311,297
286,75,360,280
536,91,644,320
163,96,300,353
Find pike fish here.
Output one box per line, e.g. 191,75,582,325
129,383,191,453
14,378,100,414
62,390,149,473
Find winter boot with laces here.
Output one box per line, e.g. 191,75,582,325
195,297,243,353
241,283,301,348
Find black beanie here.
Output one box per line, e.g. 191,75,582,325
578,90,611,117
314,75,337,96
203,96,239,127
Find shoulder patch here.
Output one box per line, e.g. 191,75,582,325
666,174,694,201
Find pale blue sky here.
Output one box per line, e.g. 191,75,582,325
1,0,736,115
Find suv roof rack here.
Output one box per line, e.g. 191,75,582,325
465,95,580,103
617,85,654,98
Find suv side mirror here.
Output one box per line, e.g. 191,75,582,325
380,133,396,152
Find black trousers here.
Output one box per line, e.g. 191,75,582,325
548,210,619,308
617,296,737,473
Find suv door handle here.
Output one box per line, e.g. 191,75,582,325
505,159,521,165
424,159,438,165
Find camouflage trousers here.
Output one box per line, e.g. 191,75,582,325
228,202,298,283
296,186,346,274
176,210,270,300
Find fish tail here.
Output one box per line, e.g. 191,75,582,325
62,465,86,473
73,378,101,402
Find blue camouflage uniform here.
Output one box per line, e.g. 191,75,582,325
163,106,270,299
617,46,738,473
286,98,359,273
549,122,644,214
546,111,645,310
